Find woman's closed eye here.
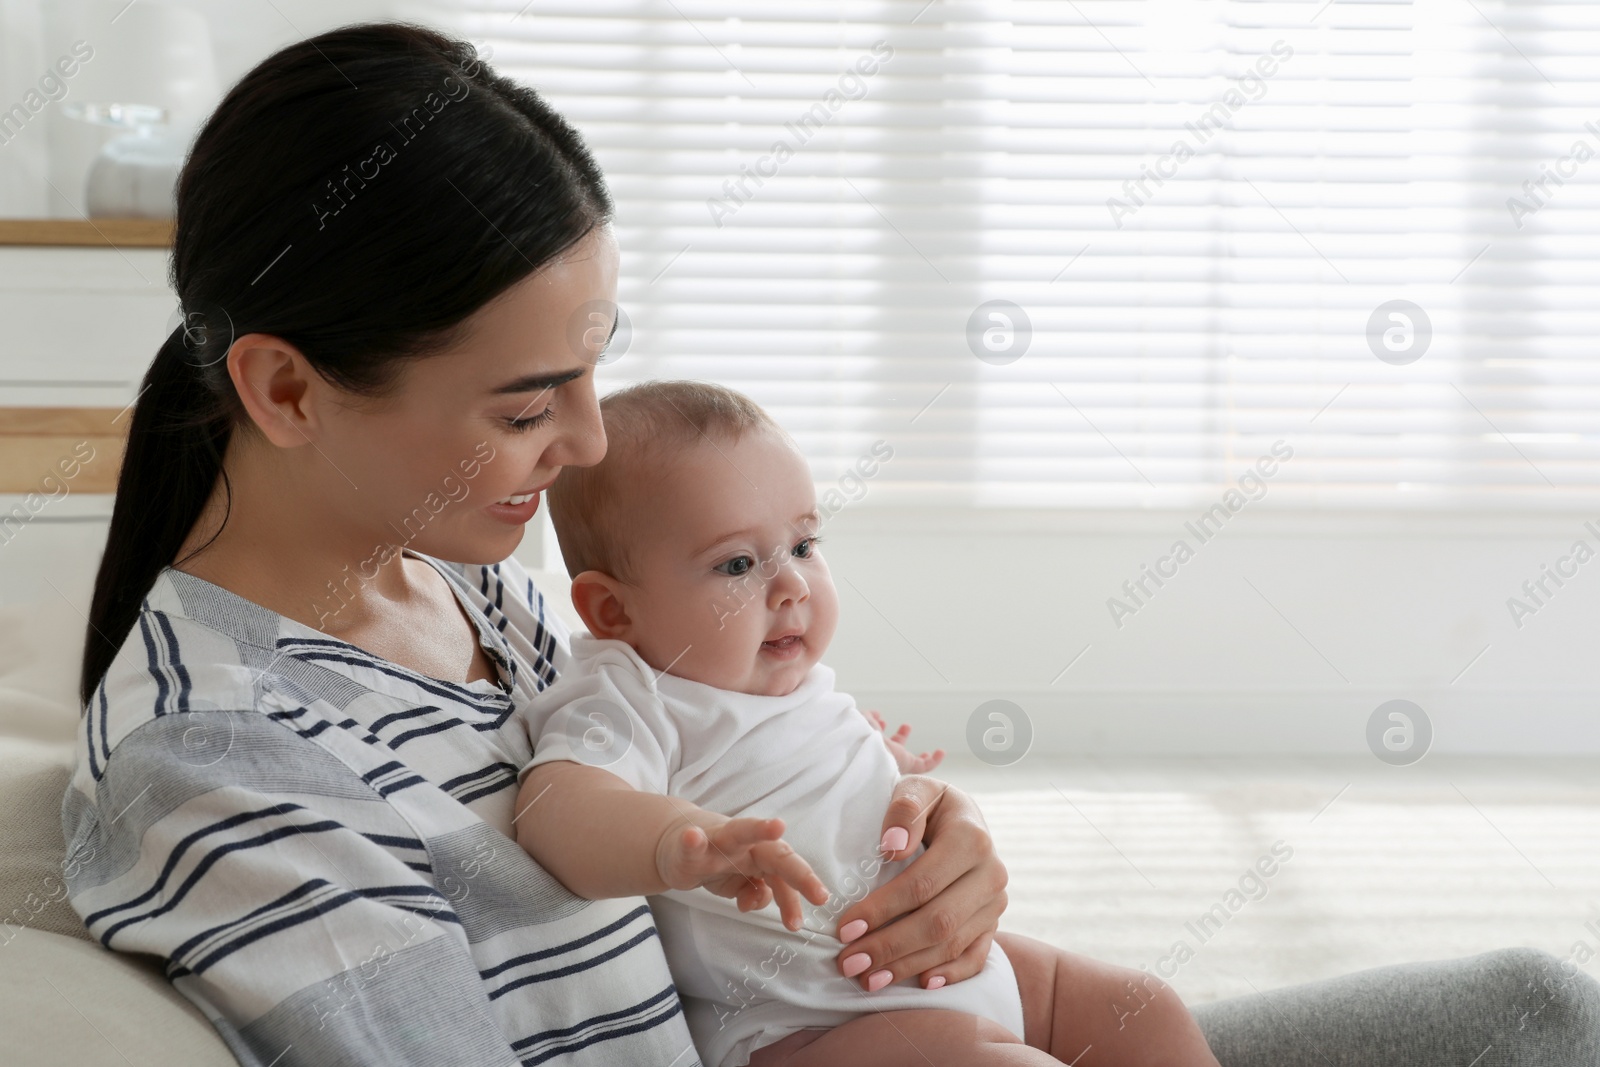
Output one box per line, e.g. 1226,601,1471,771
504,407,555,432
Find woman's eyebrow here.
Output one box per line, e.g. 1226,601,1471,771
487,367,585,395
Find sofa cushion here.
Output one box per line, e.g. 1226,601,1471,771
0,926,237,1064
0,588,96,944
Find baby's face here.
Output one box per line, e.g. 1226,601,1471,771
618,429,838,697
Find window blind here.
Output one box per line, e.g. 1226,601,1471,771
439,0,1600,509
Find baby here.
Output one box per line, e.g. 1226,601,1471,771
512,381,1220,1067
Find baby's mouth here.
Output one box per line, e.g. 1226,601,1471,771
761,634,804,654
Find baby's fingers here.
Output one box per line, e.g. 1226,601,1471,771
704,873,771,913
662,822,764,893
707,816,786,857
751,841,829,907
737,878,772,913
663,825,709,874
769,878,808,931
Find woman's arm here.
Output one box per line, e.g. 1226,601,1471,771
515,760,829,927
829,776,1008,991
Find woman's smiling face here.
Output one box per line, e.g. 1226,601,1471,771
314,225,620,565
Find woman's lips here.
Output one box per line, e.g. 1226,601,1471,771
485,492,541,524
485,476,557,525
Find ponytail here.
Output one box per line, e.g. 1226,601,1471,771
81,325,236,707
76,22,612,708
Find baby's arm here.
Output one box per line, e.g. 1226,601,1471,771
514,759,830,929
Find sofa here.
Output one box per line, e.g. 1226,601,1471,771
0,550,581,1065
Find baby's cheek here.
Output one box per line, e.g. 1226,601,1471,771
809,582,842,656
667,590,766,687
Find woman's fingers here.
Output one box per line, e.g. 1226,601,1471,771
875,774,945,863
832,784,1007,987
836,871,1006,990
917,929,996,990
882,904,1002,990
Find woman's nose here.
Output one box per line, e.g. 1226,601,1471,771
550,377,608,470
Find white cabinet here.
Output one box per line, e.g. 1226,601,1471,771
0,245,173,409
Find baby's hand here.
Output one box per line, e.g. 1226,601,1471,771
655,814,830,931
864,708,945,774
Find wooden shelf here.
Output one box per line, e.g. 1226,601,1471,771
0,407,129,494
0,218,172,248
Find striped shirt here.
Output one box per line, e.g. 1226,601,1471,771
61,549,700,1067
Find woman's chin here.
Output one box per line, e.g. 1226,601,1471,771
410,527,526,566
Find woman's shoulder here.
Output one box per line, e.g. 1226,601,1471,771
76,567,301,787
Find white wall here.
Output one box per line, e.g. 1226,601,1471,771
8,499,1599,757
819,507,1600,757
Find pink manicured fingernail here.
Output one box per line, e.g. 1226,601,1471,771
866,970,893,992
880,826,909,853
839,919,868,943
841,952,871,978
926,976,946,990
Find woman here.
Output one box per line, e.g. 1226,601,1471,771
63,21,1599,1067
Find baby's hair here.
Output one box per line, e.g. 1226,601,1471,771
547,379,787,582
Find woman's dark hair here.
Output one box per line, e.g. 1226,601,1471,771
79,21,613,708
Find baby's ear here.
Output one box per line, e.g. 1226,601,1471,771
569,570,633,639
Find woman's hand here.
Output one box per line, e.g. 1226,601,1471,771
831,776,1007,992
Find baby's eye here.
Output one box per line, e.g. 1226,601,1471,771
715,556,754,577
792,536,820,558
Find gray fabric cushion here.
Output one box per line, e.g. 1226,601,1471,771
1195,946,1600,1066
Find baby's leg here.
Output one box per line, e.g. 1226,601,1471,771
747,933,1223,1067
746,1009,1056,1067
998,931,1222,1067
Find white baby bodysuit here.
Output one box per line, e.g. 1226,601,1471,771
516,635,1025,1067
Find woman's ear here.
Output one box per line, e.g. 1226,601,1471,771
569,570,633,639
226,333,323,449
